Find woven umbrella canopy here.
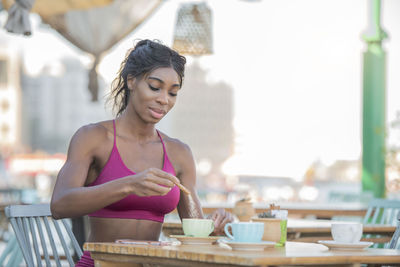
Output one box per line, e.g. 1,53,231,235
2,0,113,35
41,0,162,101
3,0,163,101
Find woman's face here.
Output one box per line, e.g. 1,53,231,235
127,67,181,123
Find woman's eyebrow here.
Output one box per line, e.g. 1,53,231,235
148,76,180,88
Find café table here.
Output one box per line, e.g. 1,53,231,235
84,241,400,266
74,202,369,248
162,219,396,244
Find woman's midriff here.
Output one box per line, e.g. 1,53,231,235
88,217,162,242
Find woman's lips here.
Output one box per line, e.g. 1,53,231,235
149,108,165,119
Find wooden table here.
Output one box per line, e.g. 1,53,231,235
84,241,400,266
74,202,368,249
162,219,396,243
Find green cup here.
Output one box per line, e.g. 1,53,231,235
182,218,214,237
276,219,287,247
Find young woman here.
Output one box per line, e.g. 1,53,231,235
50,40,233,266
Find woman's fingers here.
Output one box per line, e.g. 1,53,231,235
148,168,181,185
134,168,182,196
141,180,171,195
217,215,233,231
212,208,229,228
146,169,191,194
209,209,234,234
147,173,175,188
133,168,190,196
211,211,223,229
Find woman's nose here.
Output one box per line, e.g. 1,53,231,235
157,91,168,105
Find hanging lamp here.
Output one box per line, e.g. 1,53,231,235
173,2,213,55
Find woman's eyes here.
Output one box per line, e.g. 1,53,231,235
149,85,177,97
149,85,160,91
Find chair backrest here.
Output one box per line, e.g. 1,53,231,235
5,204,83,267
328,191,374,204
388,212,400,249
363,199,400,225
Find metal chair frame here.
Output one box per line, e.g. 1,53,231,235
363,199,400,225
388,213,400,249
362,198,400,249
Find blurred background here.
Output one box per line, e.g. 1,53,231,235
0,0,400,207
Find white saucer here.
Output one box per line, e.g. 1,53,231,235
169,235,221,245
318,240,373,250
222,240,276,251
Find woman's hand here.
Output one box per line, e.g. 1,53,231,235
129,168,180,196
207,208,234,236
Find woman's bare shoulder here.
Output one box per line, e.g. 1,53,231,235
158,131,193,159
158,132,196,180
74,120,112,138
69,120,114,152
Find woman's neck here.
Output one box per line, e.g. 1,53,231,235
117,111,157,141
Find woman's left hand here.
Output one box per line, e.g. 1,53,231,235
207,208,234,236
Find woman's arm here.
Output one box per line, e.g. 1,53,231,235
175,142,204,219
51,124,128,218
174,141,233,235
51,124,180,219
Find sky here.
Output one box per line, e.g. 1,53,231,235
2,0,400,180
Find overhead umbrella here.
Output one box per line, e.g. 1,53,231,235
3,0,163,101
41,0,162,101
2,0,113,35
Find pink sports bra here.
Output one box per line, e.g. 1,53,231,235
87,120,180,222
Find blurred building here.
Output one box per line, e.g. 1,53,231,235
21,57,110,153
0,42,21,151
303,159,360,183
158,61,234,188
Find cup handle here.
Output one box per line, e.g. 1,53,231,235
224,223,234,239
210,221,215,233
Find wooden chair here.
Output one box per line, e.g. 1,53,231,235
5,203,83,267
328,191,374,204
388,212,400,249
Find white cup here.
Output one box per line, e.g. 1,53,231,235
331,223,363,243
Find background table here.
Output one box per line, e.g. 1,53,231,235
84,241,400,266
200,202,368,219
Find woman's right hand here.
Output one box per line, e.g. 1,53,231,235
129,168,181,196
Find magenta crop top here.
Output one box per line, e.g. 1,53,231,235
87,120,180,222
